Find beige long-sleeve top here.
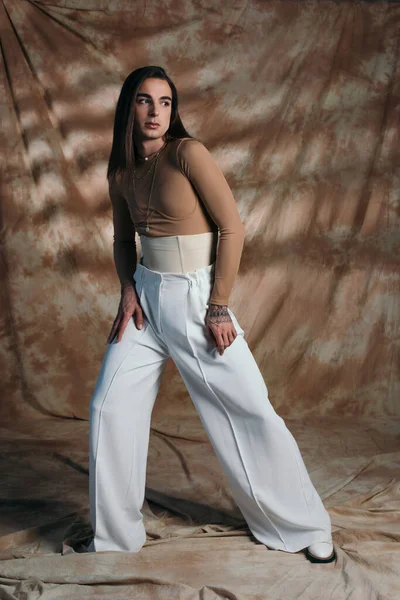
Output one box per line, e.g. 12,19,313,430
110,137,245,306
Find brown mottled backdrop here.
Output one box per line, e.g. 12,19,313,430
0,0,399,598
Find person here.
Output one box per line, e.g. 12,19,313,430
87,65,336,563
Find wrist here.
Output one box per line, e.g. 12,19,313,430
208,303,228,315
206,303,230,324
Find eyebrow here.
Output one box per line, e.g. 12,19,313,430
136,92,172,101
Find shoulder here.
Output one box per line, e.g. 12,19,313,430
172,137,212,174
174,136,207,157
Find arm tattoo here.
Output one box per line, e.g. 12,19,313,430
206,303,231,324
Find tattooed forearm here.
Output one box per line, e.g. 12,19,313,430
206,303,231,324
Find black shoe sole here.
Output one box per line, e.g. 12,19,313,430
305,548,336,563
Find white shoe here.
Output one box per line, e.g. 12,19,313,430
306,540,336,563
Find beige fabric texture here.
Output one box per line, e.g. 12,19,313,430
0,1,399,598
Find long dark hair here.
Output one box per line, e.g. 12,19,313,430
107,66,193,190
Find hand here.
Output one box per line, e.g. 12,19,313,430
205,303,237,356
107,284,144,344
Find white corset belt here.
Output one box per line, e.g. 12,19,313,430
139,231,218,273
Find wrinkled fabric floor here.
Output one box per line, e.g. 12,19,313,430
0,413,399,599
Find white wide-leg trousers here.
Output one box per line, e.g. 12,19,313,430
88,259,332,553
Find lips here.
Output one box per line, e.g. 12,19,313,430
146,122,160,126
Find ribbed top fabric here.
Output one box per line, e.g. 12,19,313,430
109,137,245,305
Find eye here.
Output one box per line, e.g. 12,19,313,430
162,101,171,107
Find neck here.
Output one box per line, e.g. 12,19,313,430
135,137,166,158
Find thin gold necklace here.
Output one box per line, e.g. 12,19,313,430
133,140,167,180
133,156,157,180
133,140,168,232
137,147,163,161
135,140,167,167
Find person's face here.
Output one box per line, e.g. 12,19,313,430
133,78,173,141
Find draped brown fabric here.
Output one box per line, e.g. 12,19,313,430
0,1,399,598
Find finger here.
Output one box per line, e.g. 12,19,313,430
206,324,225,355
107,314,121,344
134,306,144,330
108,323,119,344
115,314,132,343
207,325,219,348
220,331,231,354
213,331,225,356
227,330,236,345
